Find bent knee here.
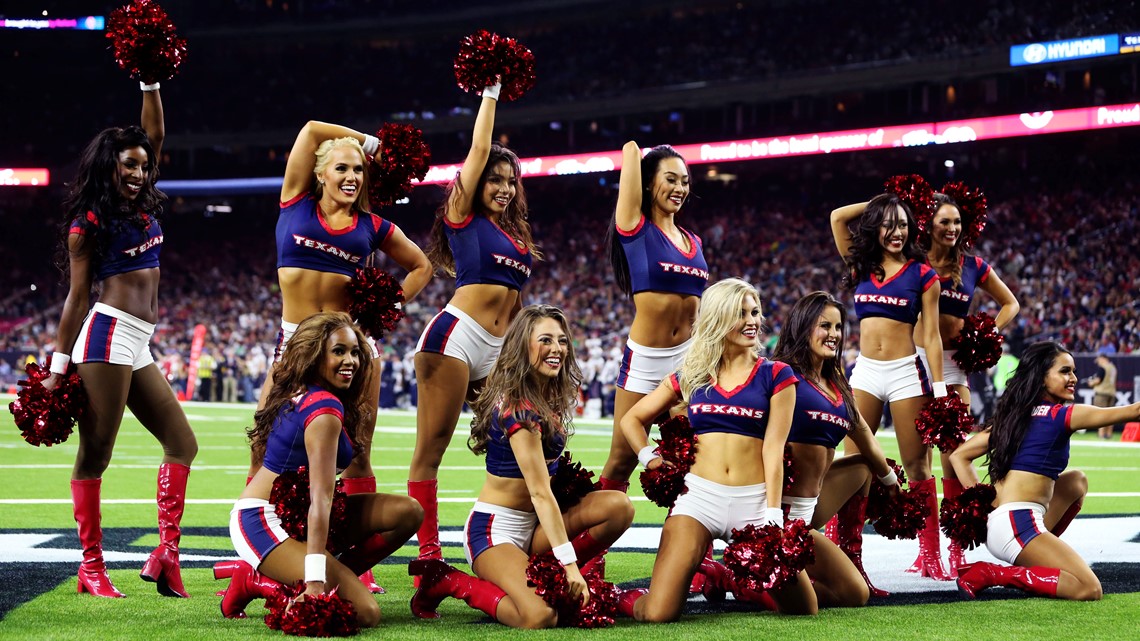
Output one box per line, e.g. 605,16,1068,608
1074,580,1102,602
356,599,381,627
516,607,558,629
637,599,682,623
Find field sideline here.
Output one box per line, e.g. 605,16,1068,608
1,399,1138,640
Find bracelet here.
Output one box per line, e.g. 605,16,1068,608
139,81,161,92
361,134,380,157
637,445,659,468
304,554,326,583
765,507,785,527
482,82,502,101
878,470,898,486
552,542,577,566
932,382,948,398
49,352,71,375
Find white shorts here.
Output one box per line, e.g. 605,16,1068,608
916,347,967,388
849,353,931,403
276,318,379,365
617,337,692,395
782,495,819,523
416,305,504,380
71,302,155,371
987,501,1048,565
463,501,538,564
670,473,767,541
229,498,291,569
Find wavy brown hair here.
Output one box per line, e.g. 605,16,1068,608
840,193,924,289
469,305,582,455
247,312,373,453
924,193,964,288
772,291,858,423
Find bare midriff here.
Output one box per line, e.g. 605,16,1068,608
629,292,700,347
688,432,766,486
995,471,1056,509
278,267,353,323
858,317,917,360
449,283,520,338
100,268,161,323
784,442,835,498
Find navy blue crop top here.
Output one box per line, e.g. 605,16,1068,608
935,255,992,319
69,211,163,282
445,213,532,290
1009,403,1073,481
276,193,394,277
262,386,355,475
616,217,708,297
852,260,937,325
787,376,853,449
484,404,565,478
668,359,798,438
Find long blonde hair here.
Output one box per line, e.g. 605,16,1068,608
677,278,762,403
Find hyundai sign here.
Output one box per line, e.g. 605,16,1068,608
1011,35,1119,66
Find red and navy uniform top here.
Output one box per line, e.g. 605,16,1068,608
852,260,937,325
616,217,708,297
786,374,853,449
1009,403,1074,480
484,403,565,478
276,193,394,277
933,255,992,319
69,211,163,282
668,359,797,438
444,213,532,290
262,386,355,475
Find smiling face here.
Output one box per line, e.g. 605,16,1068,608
528,317,567,379
878,204,909,256
1041,351,1078,403
318,326,362,391
810,304,843,365
726,293,762,350
930,203,963,249
649,157,690,216
318,145,365,208
480,161,517,217
115,146,150,201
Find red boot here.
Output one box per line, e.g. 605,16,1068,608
580,477,630,580
956,562,1060,599
140,463,191,597
697,557,737,603
408,479,441,561
342,476,384,594
72,478,124,598
941,477,968,575
905,478,951,580
408,559,506,620
213,560,242,596
220,561,285,618
338,533,402,594
1051,500,1082,537
617,587,648,617
832,494,888,597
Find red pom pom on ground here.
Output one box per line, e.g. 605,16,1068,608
639,415,698,508
368,124,431,208
265,586,360,637
8,358,86,447
939,181,988,250
551,451,596,512
941,483,996,550
724,520,815,592
950,313,1004,373
525,552,618,628
107,0,187,83
454,30,537,102
884,174,936,234
869,488,925,540
915,391,973,452
270,468,352,555
346,268,405,341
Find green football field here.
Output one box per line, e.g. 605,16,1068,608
1,399,1138,640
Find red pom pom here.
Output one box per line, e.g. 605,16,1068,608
368,123,431,208
525,552,618,628
346,268,405,341
639,415,698,508
724,520,815,592
270,468,352,555
940,483,996,550
884,174,936,234
107,1,187,83
8,358,86,447
939,181,988,250
869,488,925,540
265,586,361,637
950,313,1004,374
454,30,537,102
915,391,974,452
551,451,596,512
866,458,907,521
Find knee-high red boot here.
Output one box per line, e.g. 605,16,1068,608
220,560,285,618
1051,500,1083,537
579,477,629,579
616,587,648,617
832,494,888,596
697,557,737,603
338,533,402,579
72,478,124,598
408,559,506,620
408,479,441,561
906,478,951,580
140,463,191,597
941,477,968,575
342,476,384,593
956,561,1060,599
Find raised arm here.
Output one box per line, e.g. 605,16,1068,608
829,202,867,260
949,429,989,487
978,269,1020,330
619,378,682,467
614,141,644,232
282,121,375,204
379,226,432,303
1069,402,1140,432
301,413,342,597
447,91,498,224
921,280,945,386
141,87,165,161
761,385,797,513
43,234,95,391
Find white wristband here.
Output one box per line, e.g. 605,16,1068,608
361,134,380,157
552,542,577,566
878,470,898,486
304,554,326,583
49,352,71,375
765,507,785,527
637,445,659,468
932,382,948,398
139,81,161,92
482,82,502,101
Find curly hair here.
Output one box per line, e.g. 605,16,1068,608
677,278,761,403
986,341,1071,483
427,142,541,276
312,136,374,214
56,126,166,276
840,193,925,290
247,312,373,455
771,291,858,423
469,305,582,455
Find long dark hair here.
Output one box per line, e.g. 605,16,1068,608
469,305,582,455
772,291,858,423
987,341,1071,483
247,312,373,454
840,193,924,289
924,193,964,287
56,126,165,274
427,142,541,276
607,144,688,297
